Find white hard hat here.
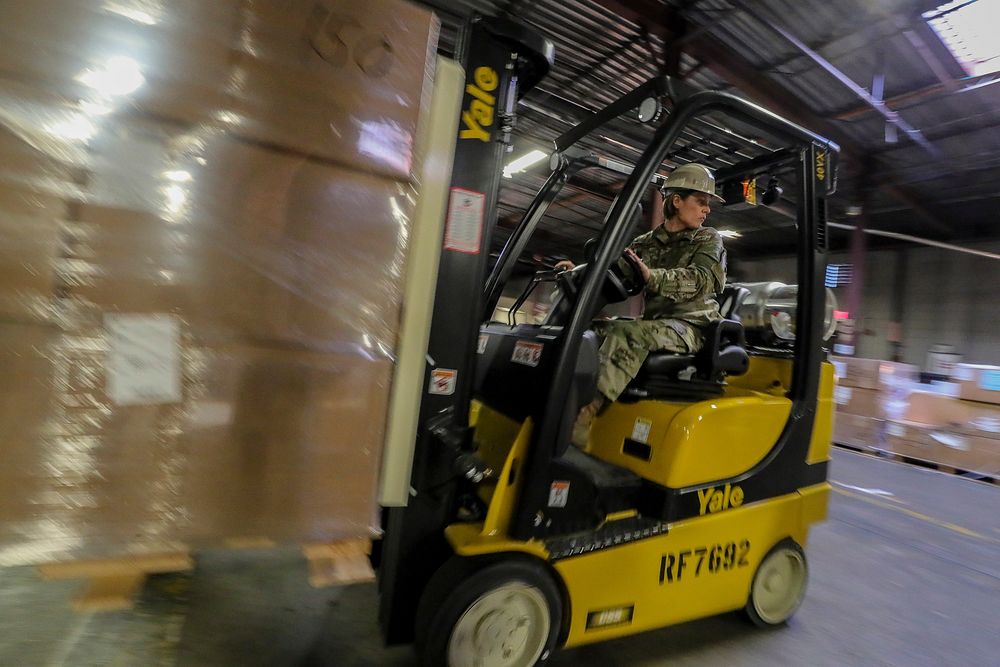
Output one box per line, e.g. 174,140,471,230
662,163,724,202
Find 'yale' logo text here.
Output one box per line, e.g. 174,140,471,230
697,483,744,515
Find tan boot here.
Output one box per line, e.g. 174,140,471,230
571,397,606,449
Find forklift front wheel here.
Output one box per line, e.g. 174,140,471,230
744,538,808,627
415,556,562,667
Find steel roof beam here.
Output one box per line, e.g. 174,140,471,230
724,0,941,159
588,0,954,237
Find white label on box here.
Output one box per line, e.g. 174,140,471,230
833,344,855,355
887,422,906,438
928,381,959,398
834,386,852,405
428,368,457,395
953,365,975,382
971,417,1000,434
511,341,543,367
105,314,182,406
548,481,570,508
189,401,234,428
831,360,847,378
631,418,653,444
930,432,969,451
444,187,485,254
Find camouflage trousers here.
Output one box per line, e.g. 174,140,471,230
592,318,704,402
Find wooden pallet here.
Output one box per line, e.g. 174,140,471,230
878,451,1000,485
302,538,374,588
35,536,374,611
37,551,193,611
832,441,880,455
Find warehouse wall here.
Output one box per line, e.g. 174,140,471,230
731,239,1000,369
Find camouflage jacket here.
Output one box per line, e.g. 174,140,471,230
625,225,727,326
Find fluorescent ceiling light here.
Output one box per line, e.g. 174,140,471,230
924,0,1000,76
718,229,742,239
503,149,548,178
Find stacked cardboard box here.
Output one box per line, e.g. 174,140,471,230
954,364,1000,406
830,356,918,450
883,389,1000,475
0,0,440,565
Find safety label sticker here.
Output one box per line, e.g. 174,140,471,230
429,368,457,396
631,418,652,444
511,341,543,367
444,187,485,254
105,313,181,406
548,481,570,508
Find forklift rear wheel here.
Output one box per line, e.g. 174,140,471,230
415,556,562,667
744,538,807,627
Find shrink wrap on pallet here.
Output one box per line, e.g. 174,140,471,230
0,0,440,565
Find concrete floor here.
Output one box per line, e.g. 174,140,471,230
2,448,999,667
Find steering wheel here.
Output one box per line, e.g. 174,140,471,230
610,249,646,297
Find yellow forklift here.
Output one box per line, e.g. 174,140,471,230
378,16,840,666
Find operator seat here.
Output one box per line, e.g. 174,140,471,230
619,285,751,402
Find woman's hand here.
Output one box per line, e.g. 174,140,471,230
624,248,651,284
554,259,576,271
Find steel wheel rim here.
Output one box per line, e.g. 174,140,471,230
752,548,806,624
447,582,550,667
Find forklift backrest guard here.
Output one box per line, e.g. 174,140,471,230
472,324,598,434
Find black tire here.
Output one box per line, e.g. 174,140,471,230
415,556,563,667
744,538,808,628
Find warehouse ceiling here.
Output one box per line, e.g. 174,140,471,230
416,0,1000,272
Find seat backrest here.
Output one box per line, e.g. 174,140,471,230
695,319,750,376
717,285,751,321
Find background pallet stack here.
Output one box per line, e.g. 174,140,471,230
830,356,917,452
0,0,440,584
830,354,1000,480
883,366,1000,478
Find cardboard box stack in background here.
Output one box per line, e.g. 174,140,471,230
830,356,918,450
0,0,440,565
883,376,1000,475
955,364,1000,406
829,354,1000,475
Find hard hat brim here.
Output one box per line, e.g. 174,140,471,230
660,188,726,203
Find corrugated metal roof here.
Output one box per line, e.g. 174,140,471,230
414,0,1000,265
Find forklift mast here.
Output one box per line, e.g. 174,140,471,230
378,15,554,645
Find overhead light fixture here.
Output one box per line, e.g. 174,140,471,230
503,149,548,178
718,229,742,239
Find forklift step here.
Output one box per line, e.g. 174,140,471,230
544,515,668,560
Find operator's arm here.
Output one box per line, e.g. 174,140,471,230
642,231,726,303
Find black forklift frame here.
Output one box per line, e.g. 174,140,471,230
378,15,555,645
477,77,840,538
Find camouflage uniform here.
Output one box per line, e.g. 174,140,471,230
594,225,727,401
